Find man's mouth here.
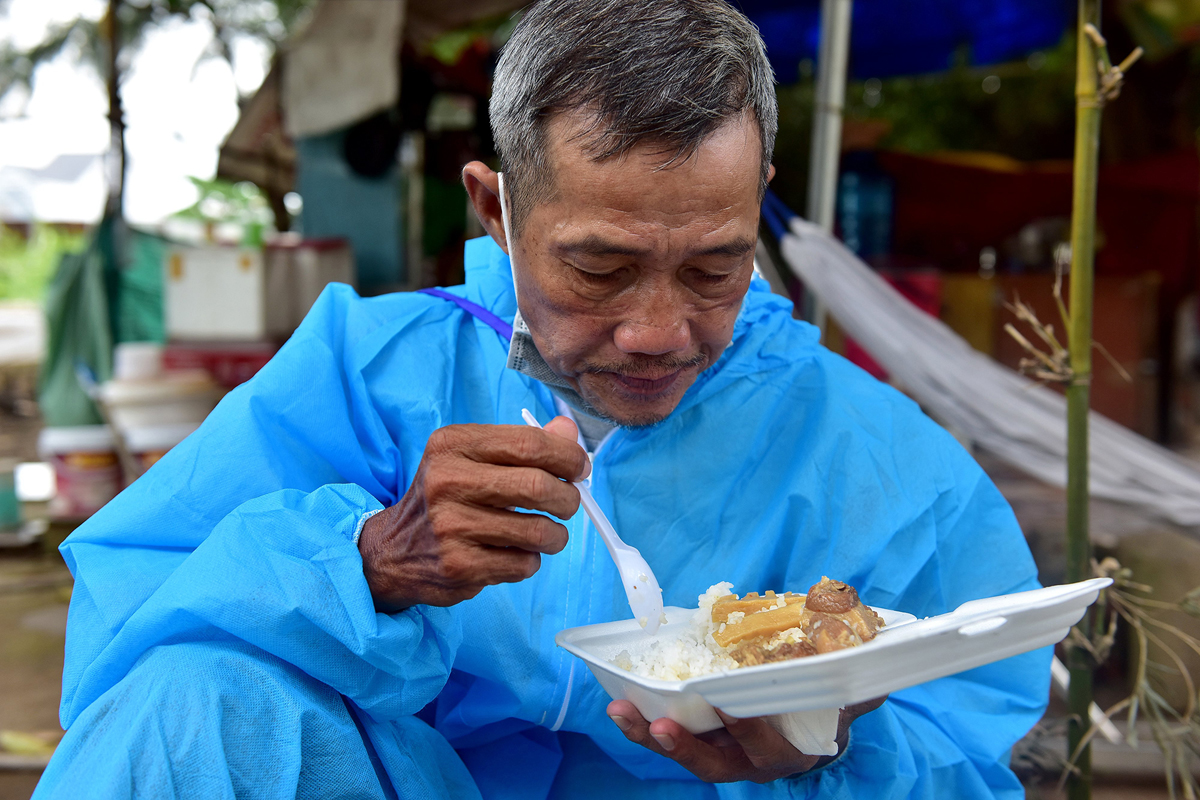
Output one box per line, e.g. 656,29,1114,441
610,369,686,396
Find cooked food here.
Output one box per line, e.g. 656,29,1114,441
611,578,885,680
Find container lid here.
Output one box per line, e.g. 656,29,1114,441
38,425,116,454
123,423,199,452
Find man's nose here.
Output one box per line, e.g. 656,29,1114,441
613,306,691,356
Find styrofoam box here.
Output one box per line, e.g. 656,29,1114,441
165,247,270,340
164,241,354,341
557,578,1110,731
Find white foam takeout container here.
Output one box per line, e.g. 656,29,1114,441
556,578,1110,755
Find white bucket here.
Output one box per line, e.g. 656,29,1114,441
123,422,198,479
38,426,122,520
98,370,222,431
113,342,164,381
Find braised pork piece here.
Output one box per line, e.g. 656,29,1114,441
712,578,885,666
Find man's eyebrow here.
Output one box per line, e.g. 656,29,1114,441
693,236,757,258
554,235,757,259
555,236,649,258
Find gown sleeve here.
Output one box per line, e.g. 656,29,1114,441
57,284,463,728
720,448,1051,800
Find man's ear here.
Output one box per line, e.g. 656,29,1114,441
768,163,776,183
462,161,508,253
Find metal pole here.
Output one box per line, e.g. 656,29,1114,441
805,0,853,333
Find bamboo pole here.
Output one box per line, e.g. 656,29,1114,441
1066,1,1102,797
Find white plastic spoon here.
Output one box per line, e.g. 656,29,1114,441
521,408,665,635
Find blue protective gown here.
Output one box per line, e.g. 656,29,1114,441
35,236,1049,799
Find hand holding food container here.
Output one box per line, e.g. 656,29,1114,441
559,576,1111,779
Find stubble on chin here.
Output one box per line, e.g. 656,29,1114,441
575,368,702,428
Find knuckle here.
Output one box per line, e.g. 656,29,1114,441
519,469,549,502
441,551,475,584
421,467,455,501
514,428,545,464
426,426,455,454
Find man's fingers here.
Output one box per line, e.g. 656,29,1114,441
544,416,592,479
606,701,750,783
467,464,581,520
433,424,590,481
715,710,813,772
455,544,542,586
467,508,569,554
646,718,752,782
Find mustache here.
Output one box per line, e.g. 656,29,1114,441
581,352,708,377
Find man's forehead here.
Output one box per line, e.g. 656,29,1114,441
533,113,763,217
543,108,763,174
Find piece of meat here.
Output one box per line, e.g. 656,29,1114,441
805,577,885,642
802,613,860,653
805,577,859,613
731,638,818,666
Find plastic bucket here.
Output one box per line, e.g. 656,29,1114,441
38,426,121,520
123,422,198,480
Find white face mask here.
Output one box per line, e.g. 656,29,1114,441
497,172,520,304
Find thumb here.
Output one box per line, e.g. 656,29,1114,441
543,416,591,480
543,415,579,442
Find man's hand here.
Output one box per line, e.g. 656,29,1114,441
359,417,589,610
605,696,886,783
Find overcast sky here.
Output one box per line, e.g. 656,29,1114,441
0,0,269,225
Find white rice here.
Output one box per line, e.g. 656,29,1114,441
611,582,740,680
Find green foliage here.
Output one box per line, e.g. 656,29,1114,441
0,224,86,302
172,176,272,244
847,35,1078,159
172,176,269,225
770,36,1078,216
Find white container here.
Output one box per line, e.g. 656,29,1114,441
124,422,198,478
165,247,269,340
164,241,354,341
557,579,1110,755
113,342,164,381
38,426,121,520
97,370,222,431
263,239,355,334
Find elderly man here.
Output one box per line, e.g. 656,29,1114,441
35,1,1048,798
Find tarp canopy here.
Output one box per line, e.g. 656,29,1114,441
737,0,1075,82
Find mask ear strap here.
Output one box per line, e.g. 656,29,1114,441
497,172,520,304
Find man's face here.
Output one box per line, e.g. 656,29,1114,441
508,113,763,427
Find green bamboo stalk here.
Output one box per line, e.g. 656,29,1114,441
1066,1,1102,798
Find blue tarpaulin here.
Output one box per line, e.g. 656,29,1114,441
736,0,1075,82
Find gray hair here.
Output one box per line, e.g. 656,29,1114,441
490,0,777,233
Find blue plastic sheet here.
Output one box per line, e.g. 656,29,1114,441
737,0,1073,82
